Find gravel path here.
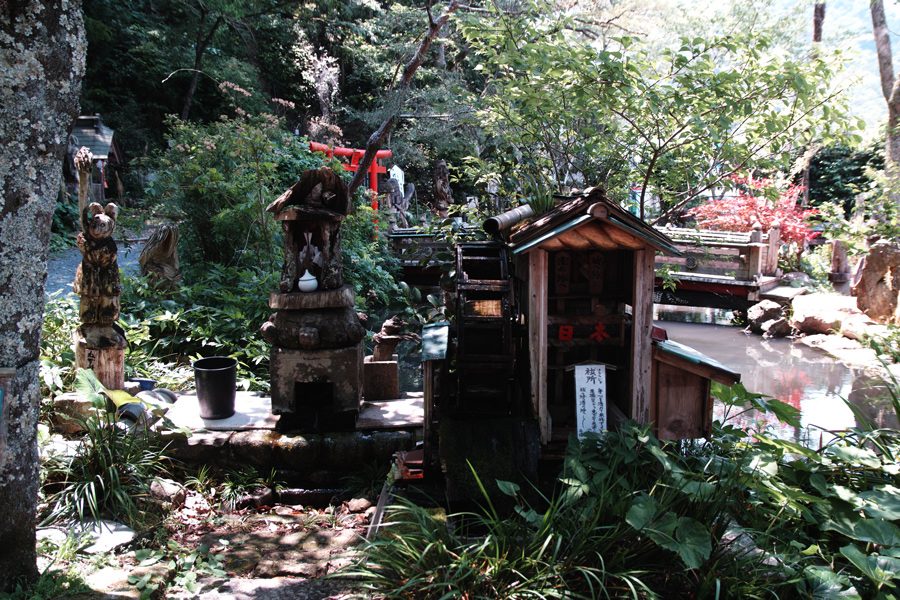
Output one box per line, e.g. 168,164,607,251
46,239,146,297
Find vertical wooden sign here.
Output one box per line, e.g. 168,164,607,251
554,251,571,295
0,368,13,456
574,364,606,438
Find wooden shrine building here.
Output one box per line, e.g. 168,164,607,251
493,188,740,445
417,188,741,493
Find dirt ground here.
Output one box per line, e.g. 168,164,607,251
50,490,372,599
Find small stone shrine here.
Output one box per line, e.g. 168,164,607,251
261,168,365,428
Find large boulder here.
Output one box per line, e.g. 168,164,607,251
854,240,900,324
791,294,859,335
745,300,786,337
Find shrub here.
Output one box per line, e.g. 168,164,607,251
143,111,328,269
687,174,819,271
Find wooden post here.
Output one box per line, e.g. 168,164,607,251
748,221,763,279
423,360,433,466
74,147,92,225
630,248,654,424
764,222,781,276
528,249,549,444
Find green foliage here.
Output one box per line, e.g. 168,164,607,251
39,370,173,529
144,111,326,268
129,539,227,599
341,460,390,500
460,2,861,220
119,265,277,391
808,142,883,217
49,193,80,253
817,167,900,257
342,203,403,307
81,0,313,153
218,466,279,511
349,422,789,598
39,293,79,399
352,376,900,599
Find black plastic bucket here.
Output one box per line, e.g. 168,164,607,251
193,356,237,419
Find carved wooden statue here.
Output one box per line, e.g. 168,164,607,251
266,167,349,292
372,315,421,361
385,177,410,228
74,201,126,389
139,223,181,292
74,146,93,217
433,159,452,218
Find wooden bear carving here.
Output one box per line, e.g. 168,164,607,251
74,202,123,326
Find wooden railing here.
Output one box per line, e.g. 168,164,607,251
653,223,781,282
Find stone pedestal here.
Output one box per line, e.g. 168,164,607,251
263,168,364,430
363,356,400,401
270,344,363,426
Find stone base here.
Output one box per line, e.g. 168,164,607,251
270,343,362,429
363,356,399,401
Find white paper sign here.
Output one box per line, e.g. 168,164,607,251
574,364,607,437
389,165,405,191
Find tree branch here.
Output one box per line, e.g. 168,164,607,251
348,0,461,196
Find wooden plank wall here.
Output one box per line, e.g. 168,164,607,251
653,225,781,281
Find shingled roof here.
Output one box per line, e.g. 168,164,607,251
70,116,122,163
508,187,681,256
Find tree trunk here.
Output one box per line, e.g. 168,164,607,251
0,0,84,591
180,9,223,121
871,0,900,199
801,3,825,207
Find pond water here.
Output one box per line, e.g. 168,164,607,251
655,306,898,446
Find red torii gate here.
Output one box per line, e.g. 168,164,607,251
309,142,392,195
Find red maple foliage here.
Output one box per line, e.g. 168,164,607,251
686,175,818,269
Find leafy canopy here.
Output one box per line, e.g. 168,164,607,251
460,2,861,220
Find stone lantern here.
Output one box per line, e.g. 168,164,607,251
261,168,365,429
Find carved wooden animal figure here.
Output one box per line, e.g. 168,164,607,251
139,223,181,291
74,202,122,324
266,167,349,215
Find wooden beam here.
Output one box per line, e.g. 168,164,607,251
630,248,654,424
573,221,619,250
528,249,549,444
652,346,741,386
603,223,644,250
540,238,567,252
556,228,594,251
423,361,434,466
764,224,781,276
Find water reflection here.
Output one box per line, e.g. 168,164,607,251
654,314,885,446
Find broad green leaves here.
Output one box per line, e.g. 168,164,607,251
626,494,712,569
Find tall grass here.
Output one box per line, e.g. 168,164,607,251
39,370,172,529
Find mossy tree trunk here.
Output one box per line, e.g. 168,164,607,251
0,0,84,590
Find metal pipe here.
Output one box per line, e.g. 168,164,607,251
482,204,535,235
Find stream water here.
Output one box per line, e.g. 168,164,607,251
655,306,898,446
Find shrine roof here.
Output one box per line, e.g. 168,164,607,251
508,188,680,256
71,116,121,162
